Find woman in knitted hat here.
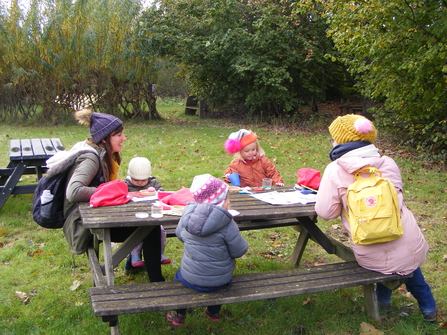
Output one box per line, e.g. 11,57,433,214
166,174,248,326
223,129,284,187
315,114,437,322
47,108,164,282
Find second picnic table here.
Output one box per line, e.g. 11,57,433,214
0,138,65,210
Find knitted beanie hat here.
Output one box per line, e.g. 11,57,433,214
74,108,123,144
224,129,258,154
190,174,229,207
329,114,377,144
128,157,152,180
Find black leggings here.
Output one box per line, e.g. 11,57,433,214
111,226,165,282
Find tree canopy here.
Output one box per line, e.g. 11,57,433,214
325,0,447,155
0,0,160,122
142,0,346,117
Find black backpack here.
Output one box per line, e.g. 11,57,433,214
32,152,101,229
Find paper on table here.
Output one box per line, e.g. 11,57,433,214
250,191,316,205
131,195,158,202
228,209,240,216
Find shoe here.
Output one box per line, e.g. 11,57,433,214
131,260,145,268
161,257,172,265
167,311,185,326
205,309,220,322
422,310,437,323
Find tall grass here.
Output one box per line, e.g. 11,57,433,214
0,102,446,334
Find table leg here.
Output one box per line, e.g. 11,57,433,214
0,161,27,210
102,229,114,286
110,226,155,269
362,283,380,320
297,216,336,255
290,227,310,266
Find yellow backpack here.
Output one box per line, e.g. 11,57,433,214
345,167,403,245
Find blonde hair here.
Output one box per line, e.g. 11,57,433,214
233,139,265,160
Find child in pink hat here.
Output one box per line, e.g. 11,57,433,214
166,174,248,326
223,129,284,187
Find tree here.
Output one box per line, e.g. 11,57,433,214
0,0,161,123
142,0,344,117
325,0,447,155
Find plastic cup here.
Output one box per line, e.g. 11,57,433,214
151,202,163,218
228,172,241,186
262,178,272,190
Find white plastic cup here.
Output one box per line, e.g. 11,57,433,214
262,178,272,190
151,202,163,218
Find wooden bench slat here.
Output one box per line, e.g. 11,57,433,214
89,261,405,317
20,139,33,158
51,138,66,152
9,139,21,159
39,138,56,156
31,139,47,159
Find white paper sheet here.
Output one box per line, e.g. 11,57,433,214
131,195,158,202
250,191,316,205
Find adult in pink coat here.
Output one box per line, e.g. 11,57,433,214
315,114,436,322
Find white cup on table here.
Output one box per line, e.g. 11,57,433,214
151,202,163,218
262,178,272,190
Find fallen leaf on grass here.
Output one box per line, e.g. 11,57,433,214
359,322,384,334
443,254,447,260
27,249,43,257
302,297,311,305
260,252,274,259
69,280,82,291
0,228,6,236
14,291,31,304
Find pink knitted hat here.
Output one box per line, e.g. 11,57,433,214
190,174,229,207
224,129,258,154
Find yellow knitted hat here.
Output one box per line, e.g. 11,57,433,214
329,114,377,144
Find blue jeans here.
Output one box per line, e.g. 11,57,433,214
174,270,230,316
376,267,436,314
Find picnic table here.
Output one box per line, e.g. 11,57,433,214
79,187,408,334
0,138,65,210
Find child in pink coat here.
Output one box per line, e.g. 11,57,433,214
315,114,437,322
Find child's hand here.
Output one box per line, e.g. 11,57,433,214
275,182,284,187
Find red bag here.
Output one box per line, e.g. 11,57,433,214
158,187,194,206
297,168,321,190
89,180,132,207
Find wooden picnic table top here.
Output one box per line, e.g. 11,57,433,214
79,187,317,230
9,138,65,161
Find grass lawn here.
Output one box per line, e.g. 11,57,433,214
1,100,446,334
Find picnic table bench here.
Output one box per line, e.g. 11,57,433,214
80,190,410,335
0,138,65,210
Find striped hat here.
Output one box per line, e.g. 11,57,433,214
329,114,377,144
190,174,229,207
224,129,258,154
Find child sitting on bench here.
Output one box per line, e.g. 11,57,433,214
166,174,248,326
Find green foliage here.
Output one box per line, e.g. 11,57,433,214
325,0,447,156
142,0,345,117
0,0,160,122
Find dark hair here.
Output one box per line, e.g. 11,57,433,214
100,124,124,168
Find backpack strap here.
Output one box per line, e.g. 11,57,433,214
354,167,382,181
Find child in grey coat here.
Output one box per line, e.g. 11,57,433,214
166,174,248,326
